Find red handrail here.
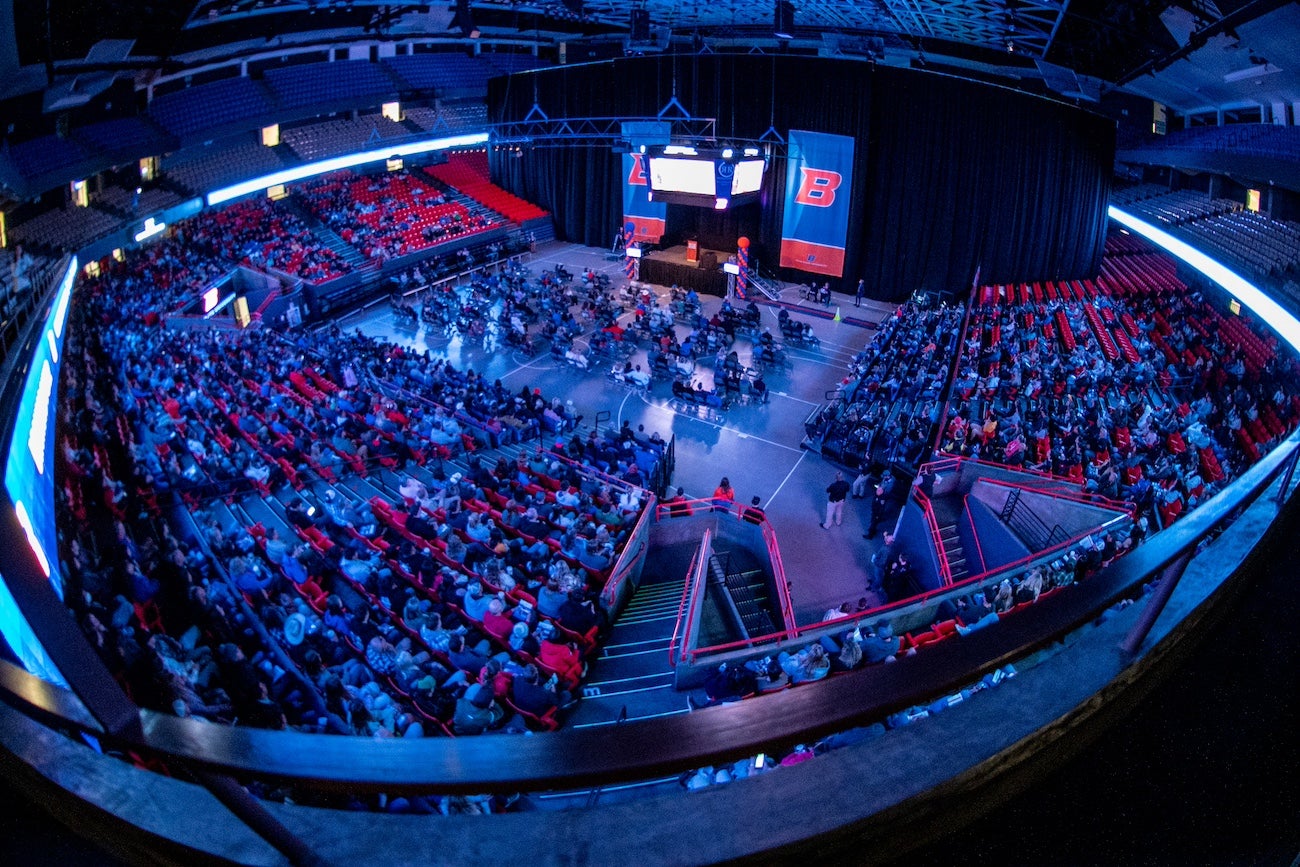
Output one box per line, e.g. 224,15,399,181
670,529,711,666
762,520,797,633
667,547,700,666
962,496,988,575
655,496,744,521
961,512,1130,585
601,492,657,608
924,453,1134,512
914,489,953,586
975,475,1135,514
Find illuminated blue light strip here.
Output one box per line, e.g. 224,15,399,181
206,132,489,206
1108,205,1300,353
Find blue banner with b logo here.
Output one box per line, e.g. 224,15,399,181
779,130,854,277
622,153,666,243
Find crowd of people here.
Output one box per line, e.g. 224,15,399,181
180,197,353,284
942,254,1300,528
298,167,498,262
55,241,669,745
808,301,963,472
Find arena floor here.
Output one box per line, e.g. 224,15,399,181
336,239,901,626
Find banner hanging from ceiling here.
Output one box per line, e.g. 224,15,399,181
779,130,854,278
622,153,666,243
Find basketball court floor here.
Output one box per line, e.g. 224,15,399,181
337,240,902,626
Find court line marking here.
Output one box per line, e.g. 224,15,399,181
765,450,808,510
634,393,807,453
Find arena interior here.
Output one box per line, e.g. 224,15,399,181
0,0,1298,863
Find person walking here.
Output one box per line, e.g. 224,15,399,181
822,471,851,529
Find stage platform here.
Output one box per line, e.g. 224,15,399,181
639,244,730,296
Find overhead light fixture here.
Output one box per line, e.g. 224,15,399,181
774,0,795,40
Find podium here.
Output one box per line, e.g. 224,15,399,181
685,239,699,263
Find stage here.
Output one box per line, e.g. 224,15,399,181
638,244,731,297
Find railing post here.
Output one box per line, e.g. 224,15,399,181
1274,447,1299,506
192,769,327,867
1118,549,1195,656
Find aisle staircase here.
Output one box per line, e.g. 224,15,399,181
564,564,690,728
281,196,370,271
709,551,777,638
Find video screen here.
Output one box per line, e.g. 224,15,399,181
648,157,717,196
730,159,766,195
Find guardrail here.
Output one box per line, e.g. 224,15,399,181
762,519,797,634
963,496,988,575
669,529,711,666
914,488,954,586
1,434,1293,801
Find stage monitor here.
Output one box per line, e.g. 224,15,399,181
730,159,765,195
646,146,767,208
648,156,716,196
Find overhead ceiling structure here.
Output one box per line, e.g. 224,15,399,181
7,0,1300,116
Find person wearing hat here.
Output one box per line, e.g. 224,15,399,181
510,663,564,717
283,612,308,649
537,623,584,685
482,597,515,644
461,581,493,622
509,621,540,656
453,679,503,735
861,620,899,664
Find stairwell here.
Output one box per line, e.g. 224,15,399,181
999,489,1068,552
708,550,778,639
746,271,782,301
938,522,969,583
929,497,968,584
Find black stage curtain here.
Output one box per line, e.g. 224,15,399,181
489,145,621,248
662,201,762,253
488,57,1113,303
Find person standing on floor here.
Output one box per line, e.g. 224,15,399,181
712,477,736,512
822,471,851,529
854,279,865,308
866,469,897,538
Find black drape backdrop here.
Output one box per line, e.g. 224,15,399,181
487,56,1113,302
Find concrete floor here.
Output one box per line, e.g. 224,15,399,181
339,240,900,626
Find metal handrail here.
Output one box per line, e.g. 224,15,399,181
0,436,1293,797
762,520,797,633
600,492,656,609
670,529,711,666
963,496,988,575
915,488,954,586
